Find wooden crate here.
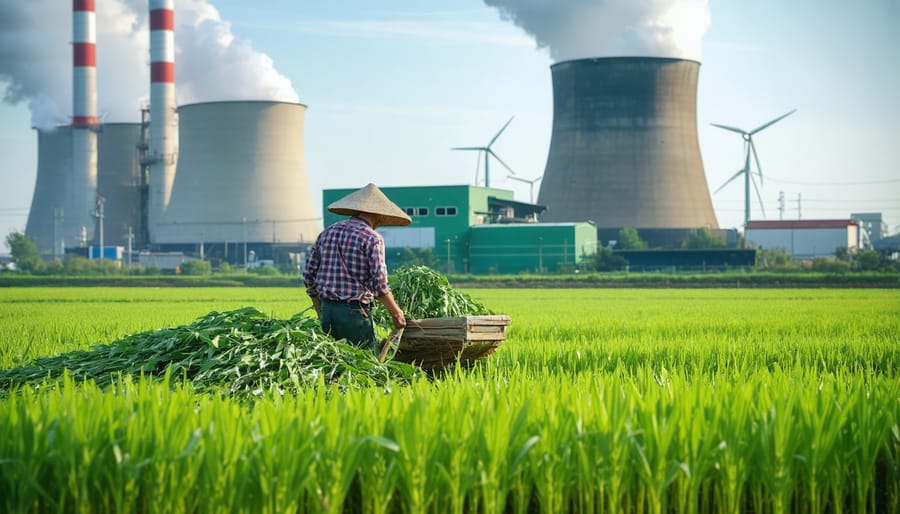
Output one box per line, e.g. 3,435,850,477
393,315,511,371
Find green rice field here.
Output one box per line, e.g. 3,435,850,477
1,287,898,513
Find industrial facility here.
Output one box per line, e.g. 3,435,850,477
21,5,887,273
23,0,318,267
322,185,595,274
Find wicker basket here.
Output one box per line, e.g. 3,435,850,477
392,315,511,370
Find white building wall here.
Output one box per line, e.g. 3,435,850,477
746,226,858,259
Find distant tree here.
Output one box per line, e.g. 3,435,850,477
62,255,93,274
683,227,727,249
755,247,796,271
397,247,436,268
587,246,628,272
218,261,234,273
5,232,43,273
834,246,851,262
251,265,281,276
855,249,884,271
810,258,851,273
617,228,647,249
180,260,212,275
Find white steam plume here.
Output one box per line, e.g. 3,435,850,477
0,0,298,130
483,0,711,62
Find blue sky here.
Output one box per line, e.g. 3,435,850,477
1,0,898,253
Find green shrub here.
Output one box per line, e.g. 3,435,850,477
251,265,281,276
180,260,212,276
810,258,851,273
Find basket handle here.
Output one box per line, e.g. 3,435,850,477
377,327,404,361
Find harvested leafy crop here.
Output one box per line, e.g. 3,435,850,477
372,266,492,327
0,307,419,399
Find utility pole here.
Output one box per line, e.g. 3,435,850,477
125,226,134,271
778,191,785,220
242,217,248,269
795,193,802,219
52,207,63,260
92,194,105,263
446,239,452,274
538,237,543,273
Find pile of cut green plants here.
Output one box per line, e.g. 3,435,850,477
0,307,419,399
372,265,493,327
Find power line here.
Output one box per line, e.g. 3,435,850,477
765,177,900,186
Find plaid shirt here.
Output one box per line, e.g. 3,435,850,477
303,217,390,305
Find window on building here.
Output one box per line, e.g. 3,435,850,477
405,207,430,216
435,206,457,216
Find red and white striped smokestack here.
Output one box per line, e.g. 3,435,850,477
72,0,98,127
148,0,177,240
69,0,99,244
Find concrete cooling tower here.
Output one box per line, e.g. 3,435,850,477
25,127,73,255
154,101,320,244
537,57,718,230
97,123,142,246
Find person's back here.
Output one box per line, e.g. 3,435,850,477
303,184,410,353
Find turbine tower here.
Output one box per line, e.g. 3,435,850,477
711,109,796,226
507,175,542,203
452,116,515,187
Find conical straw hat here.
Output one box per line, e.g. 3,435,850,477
327,183,412,226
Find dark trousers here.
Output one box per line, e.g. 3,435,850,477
319,300,377,354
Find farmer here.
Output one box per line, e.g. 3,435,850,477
303,183,409,354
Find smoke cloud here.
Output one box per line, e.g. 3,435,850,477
0,0,298,130
483,0,711,62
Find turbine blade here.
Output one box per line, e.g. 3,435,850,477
749,109,796,135
488,116,515,147
749,139,764,186
715,168,744,193
487,149,515,175
452,146,485,151
750,173,766,218
710,123,747,135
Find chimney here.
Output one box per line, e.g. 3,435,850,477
147,0,177,241
69,0,99,244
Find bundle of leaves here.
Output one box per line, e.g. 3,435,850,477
372,266,492,329
0,307,419,399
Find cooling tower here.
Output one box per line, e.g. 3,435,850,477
25,127,73,255
537,57,718,229
96,123,142,246
154,101,320,244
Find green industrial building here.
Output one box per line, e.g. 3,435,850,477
321,185,597,274
469,222,598,274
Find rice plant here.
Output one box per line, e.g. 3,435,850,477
0,287,897,513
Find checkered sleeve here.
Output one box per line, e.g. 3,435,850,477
302,238,321,298
367,233,390,297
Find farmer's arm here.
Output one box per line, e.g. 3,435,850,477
378,291,406,329
368,237,406,329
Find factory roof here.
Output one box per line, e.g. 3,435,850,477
745,219,859,230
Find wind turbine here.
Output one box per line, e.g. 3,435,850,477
507,174,542,203
711,109,796,226
452,116,516,187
